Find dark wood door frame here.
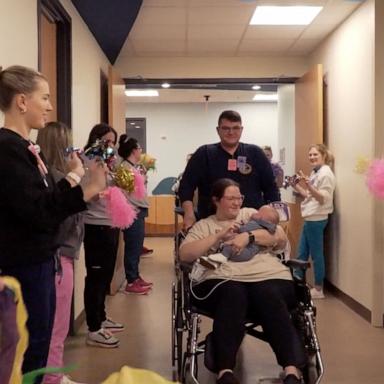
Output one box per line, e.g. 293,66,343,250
38,0,72,127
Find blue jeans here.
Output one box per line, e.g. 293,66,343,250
2,258,56,383
123,208,147,283
297,219,328,286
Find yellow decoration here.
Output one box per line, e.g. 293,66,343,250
101,366,177,384
2,276,29,384
114,165,135,193
140,153,156,172
354,156,371,174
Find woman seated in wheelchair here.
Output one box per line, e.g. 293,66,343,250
179,178,306,384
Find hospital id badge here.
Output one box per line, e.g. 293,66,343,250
237,156,247,172
228,159,237,171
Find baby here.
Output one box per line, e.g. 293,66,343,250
200,205,280,268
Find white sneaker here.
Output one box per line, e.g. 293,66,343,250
208,253,228,264
60,375,86,384
310,287,325,299
86,328,120,348
101,318,124,332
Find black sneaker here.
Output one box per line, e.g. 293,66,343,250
283,374,302,384
216,372,239,384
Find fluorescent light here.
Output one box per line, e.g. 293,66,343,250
252,85,261,90
253,93,278,102
125,89,159,97
161,82,171,88
250,6,323,26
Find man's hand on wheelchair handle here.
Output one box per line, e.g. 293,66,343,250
183,212,196,231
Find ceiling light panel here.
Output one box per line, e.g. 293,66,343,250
253,93,278,102
125,90,159,97
250,6,323,26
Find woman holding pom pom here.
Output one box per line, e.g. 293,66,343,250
289,144,336,299
82,123,125,348
117,135,153,295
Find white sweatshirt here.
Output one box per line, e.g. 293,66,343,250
301,164,336,221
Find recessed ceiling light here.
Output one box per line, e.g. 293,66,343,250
253,93,278,102
252,85,261,90
161,82,171,88
250,6,323,26
125,90,159,97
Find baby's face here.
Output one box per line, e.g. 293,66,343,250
254,207,279,224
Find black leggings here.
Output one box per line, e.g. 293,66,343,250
191,279,307,371
83,224,120,332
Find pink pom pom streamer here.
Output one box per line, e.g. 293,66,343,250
366,159,384,199
132,169,146,200
104,186,137,228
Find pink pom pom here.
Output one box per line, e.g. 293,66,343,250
366,159,384,199
132,169,146,200
104,187,137,228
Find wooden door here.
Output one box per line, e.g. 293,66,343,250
108,66,126,135
288,64,323,259
40,12,57,121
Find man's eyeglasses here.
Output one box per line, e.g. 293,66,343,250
222,195,244,202
219,126,242,133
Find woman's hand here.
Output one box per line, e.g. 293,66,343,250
297,170,310,186
223,232,248,255
291,170,309,198
82,159,108,201
298,170,325,204
216,223,239,242
66,152,85,178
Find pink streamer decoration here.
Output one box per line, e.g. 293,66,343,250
366,159,384,199
104,187,137,228
132,169,146,200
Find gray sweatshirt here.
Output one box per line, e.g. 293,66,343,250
51,168,84,259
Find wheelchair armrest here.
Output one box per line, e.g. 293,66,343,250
179,261,193,273
284,259,311,271
174,206,184,216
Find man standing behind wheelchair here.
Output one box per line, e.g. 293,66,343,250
178,110,280,229
179,178,306,384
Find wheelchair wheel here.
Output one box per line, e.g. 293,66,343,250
172,281,184,380
303,353,318,384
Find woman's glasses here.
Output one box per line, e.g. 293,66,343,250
222,195,244,202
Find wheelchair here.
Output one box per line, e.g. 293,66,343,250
171,208,324,384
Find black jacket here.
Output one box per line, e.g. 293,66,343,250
178,142,280,218
0,128,87,268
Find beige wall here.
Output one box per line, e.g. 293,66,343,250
310,0,375,312
0,0,38,125
372,0,384,325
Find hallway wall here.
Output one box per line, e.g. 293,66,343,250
310,0,375,312
0,0,38,125
126,102,278,194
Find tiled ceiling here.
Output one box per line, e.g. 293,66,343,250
120,0,364,59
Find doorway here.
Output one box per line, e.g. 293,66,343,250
38,0,71,126
126,117,147,152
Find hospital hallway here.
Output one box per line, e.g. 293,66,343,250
64,237,384,384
